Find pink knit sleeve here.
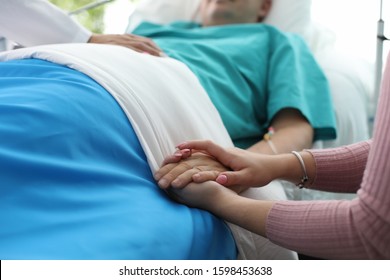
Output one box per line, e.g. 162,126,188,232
307,140,371,193
265,53,390,259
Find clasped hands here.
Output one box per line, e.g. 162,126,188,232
154,140,278,205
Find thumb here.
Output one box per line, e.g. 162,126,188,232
216,170,250,187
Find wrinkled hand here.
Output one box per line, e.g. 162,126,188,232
155,151,229,189
88,33,164,57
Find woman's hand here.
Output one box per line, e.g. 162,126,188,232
88,33,164,57
170,140,278,189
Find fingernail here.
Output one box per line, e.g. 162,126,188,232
174,151,183,157
171,179,181,187
158,178,168,188
176,142,188,149
216,174,228,185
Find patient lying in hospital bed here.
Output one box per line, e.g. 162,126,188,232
1,0,342,259
0,39,330,260
0,38,310,258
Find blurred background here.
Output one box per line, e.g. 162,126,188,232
48,0,385,65
0,0,386,66
48,0,137,34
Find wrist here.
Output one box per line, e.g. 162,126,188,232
211,185,239,214
87,33,99,43
276,153,304,183
267,154,292,180
278,151,315,187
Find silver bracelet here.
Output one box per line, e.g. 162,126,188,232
291,151,309,189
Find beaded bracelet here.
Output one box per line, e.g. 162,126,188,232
263,127,278,154
291,151,309,189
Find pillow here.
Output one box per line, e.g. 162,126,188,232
265,0,312,35
126,0,201,32
126,0,312,36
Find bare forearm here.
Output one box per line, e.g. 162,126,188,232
248,125,313,154
248,109,314,155
210,190,274,237
0,0,91,46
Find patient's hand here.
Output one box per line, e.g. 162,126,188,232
155,151,228,189
88,34,164,57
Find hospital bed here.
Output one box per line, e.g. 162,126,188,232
0,0,374,260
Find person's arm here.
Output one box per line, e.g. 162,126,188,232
0,0,163,56
247,108,313,155
168,180,274,237
0,0,91,46
307,140,371,193
166,148,372,259
168,179,369,259
166,140,376,259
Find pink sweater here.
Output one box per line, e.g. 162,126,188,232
266,57,390,259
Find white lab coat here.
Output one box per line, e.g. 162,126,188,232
0,0,91,47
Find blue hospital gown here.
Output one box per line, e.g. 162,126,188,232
133,21,337,148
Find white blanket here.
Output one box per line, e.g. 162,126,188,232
0,43,233,173
0,44,297,259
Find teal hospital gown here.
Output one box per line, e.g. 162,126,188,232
133,21,337,149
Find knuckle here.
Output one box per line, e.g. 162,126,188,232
163,173,177,183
